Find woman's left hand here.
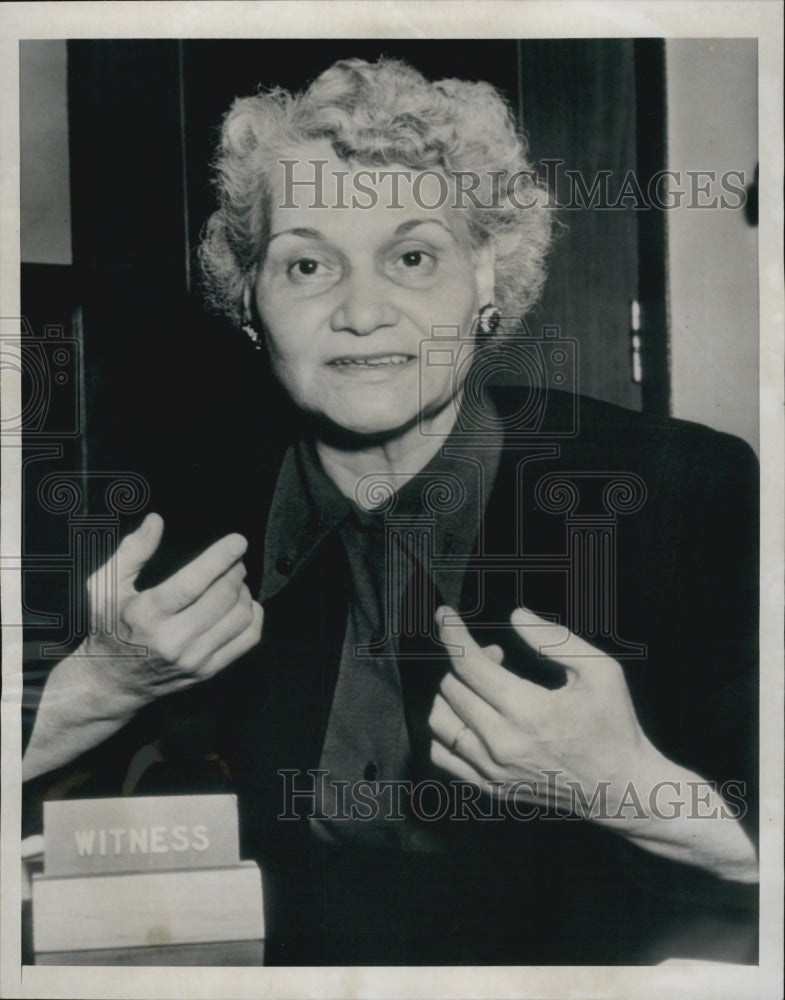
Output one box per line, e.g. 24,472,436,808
429,606,758,881
429,605,660,817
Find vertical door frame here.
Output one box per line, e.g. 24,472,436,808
634,38,670,416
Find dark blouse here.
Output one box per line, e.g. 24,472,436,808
259,416,502,849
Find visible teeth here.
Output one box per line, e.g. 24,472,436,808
332,355,410,367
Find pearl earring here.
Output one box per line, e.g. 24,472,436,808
242,324,263,350
477,304,501,336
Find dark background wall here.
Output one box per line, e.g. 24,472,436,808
67,39,657,418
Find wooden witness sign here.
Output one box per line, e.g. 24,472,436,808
42,795,240,876
32,795,264,962
33,864,264,953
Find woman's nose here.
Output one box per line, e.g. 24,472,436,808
329,272,399,336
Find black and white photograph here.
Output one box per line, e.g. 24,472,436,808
1,2,782,998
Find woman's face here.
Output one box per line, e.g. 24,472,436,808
250,141,494,439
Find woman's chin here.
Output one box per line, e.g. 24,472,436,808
315,405,422,444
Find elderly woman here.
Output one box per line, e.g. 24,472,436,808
24,58,757,964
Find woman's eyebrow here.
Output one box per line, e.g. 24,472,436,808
268,219,455,244
393,219,455,238
268,226,325,243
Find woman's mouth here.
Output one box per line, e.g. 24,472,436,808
327,353,414,368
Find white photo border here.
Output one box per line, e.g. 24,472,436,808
1,3,782,998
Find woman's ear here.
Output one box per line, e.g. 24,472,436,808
473,241,496,308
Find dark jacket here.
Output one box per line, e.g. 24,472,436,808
24,385,759,966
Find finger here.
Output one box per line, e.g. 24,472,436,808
428,693,497,774
430,738,490,786
177,583,254,668
429,689,465,747
511,607,613,677
436,607,542,714
114,513,165,588
435,606,485,658
199,601,263,678
483,644,505,665
166,562,248,645
439,671,503,742
150,534,249,615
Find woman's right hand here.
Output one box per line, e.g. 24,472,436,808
82,512,263,711
23,513,264,783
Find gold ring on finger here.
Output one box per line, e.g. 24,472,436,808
451,724,471,755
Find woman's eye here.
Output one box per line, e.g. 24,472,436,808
285,256,338,288
290,258,321,277
393,248,436,279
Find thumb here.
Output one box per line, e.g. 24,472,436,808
114,513,165,587
435,605,484,658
